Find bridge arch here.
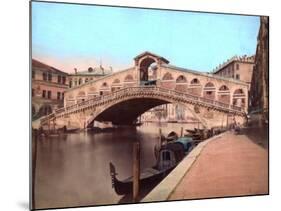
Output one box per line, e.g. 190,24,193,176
85,95,206,128
139,57,157,82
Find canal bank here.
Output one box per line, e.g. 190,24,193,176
142,130,268,202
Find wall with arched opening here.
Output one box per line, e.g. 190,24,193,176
175,75,187,92
188,78,202,96
203,82,216,100
233,88,246,107
218,85,230,104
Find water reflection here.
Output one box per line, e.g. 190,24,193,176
35,122,198,209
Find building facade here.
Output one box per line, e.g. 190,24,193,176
212,55,255,85
68,66,112,88
249,16,269,125
140,104,199,123
32,59,69,119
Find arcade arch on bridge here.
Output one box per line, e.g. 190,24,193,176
175,75,188,92
88,87,98,99
218,85,230,104
233,88,246,107
111,78,122,92
188,78,202,96
203,82,216,100
76,91,86,103
123,74,135,87
99,82,110,95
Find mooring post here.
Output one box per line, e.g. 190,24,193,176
180,127,183,137
159,128,162,146
133,141,140,202
31,129,38,210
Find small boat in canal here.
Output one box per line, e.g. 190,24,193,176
109,137,196,195
166,131,179,142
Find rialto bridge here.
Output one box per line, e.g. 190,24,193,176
40,52,249,129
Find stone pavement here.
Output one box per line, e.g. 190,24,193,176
169,131,268,200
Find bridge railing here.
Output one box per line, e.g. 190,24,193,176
40,85,245,125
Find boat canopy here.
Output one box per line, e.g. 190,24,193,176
174,137,194,152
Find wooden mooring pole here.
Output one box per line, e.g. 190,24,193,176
159,128,162,146
133,142,140,202
180,127,183,137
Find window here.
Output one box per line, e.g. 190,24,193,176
62,93,64,100
58,75,61,83
48,73,52,82
85,78,88,83
236,64,239,70
32,71,35,79
69,80,72,88
47,91,51,99
236,74,240,80
57,92,61,100
207,91,212,95
42,72,47,81
78,78,82,85
62,76,66,84
42,90,46,98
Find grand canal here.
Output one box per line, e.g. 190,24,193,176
34,122,199,209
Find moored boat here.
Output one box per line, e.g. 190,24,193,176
109,142,186,195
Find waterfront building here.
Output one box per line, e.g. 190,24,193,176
249,16,269,125
141,104,199,123
68,66,113,88
212,55,255,86
32,59,69,119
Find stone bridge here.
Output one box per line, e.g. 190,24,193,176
40,52,249,129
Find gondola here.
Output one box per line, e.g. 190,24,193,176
109,142,186,195
166,131,179,142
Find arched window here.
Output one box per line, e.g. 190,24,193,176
162,72,174,80
102,82,108,87
233,89,246,107
190,78,200,85
219,85,230,91
176,75,187,83
113,79,120,84
218,85,230,104
205,82,215,88
188,78,201,96
124,74,134,82
203,82,216,99
78,78,82,85
234,89,244,95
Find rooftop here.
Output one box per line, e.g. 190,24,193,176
69,66,113,76
32,59,68,75
211,55,255,74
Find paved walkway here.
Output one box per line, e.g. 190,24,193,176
169,131,268,200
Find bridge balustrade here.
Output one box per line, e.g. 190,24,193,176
40,85,245,126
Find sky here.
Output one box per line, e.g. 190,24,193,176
32,1,260,73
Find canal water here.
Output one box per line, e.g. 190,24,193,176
34,122,199,209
